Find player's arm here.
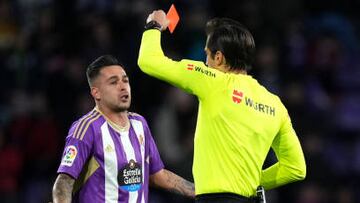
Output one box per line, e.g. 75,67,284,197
150,169,195,198
260,113,306,190
52,173,75,203
53,118,95,202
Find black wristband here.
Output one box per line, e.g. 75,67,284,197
144,21,162,31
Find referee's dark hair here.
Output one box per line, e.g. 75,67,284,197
86,55,123,86
205,18,256,72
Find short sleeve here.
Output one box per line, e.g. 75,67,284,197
143,122,164,175
57,123,94,179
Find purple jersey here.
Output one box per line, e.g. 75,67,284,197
57,108,164,203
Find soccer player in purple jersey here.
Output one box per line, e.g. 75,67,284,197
52,55,195,203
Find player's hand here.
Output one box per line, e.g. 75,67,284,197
146,10,169,31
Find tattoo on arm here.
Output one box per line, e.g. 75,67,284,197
167,171,195,198
52,173,75,203
151,169,195,198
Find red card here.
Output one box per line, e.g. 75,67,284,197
167,4,179,33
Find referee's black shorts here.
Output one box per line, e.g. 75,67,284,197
195,193,257,203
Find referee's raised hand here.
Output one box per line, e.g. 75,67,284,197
146,10,169,31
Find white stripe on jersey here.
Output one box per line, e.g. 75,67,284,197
101,123,118,203
120,129,138,203
130,119,146,203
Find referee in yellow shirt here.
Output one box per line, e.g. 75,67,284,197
138,10,306,203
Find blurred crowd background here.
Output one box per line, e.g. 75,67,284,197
0,0,359,202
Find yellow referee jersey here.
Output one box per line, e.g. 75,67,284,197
138,29,306,197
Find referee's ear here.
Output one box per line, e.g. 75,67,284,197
214,51,226,66
91,86,101,101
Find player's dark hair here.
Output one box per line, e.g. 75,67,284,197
205,18,256,71
86,55,123,86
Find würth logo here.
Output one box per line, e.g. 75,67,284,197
232,90,243,104
187,64,194,70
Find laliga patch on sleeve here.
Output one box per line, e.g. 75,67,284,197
61,145,78,167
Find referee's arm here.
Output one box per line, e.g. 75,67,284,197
138,10,172,82
260,114,306,190
138,28,211,99
138,10,221,99
137,29,182,85
138,10,198,94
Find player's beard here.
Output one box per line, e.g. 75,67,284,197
112,99,131,113
113,105,129,112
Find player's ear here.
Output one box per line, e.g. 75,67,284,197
214,51,226,66
91,86,100,100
